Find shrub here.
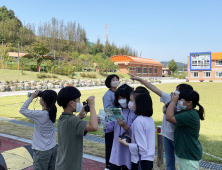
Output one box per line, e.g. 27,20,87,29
37,73,47,78
209,80,213,82
52,74,58,78
159,80,161,83
186,79,189,82
199,79,204,82
162,75,165,77
86,73,97,78
80,73,86,77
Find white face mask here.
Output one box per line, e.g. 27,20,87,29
128,101,136,112
174,90,180,94
177,100,187,111
111,81,120,88
73,102,83,112
118,99,127,108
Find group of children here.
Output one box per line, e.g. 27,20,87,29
18,73,204,170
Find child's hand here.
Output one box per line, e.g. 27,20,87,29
118,137,129,147
31,91,39,99
163,105,167,115
171,93,179,103
128,73,142,82
87,96,95,107
78,105,87,119
116,118,126,127
97,116,100,123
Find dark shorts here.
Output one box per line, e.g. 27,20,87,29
33,145,58,170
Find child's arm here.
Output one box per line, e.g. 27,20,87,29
85,96,98,132
128,73,162,97
19,91,45,123
166,93,178,125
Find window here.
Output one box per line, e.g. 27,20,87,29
216,60,222,66
149,68,152,73
191,72,199,78
130,67,133,71
137,67,141,73
143,67,147,73
203,72,211,78
133,67,136,71
216,71,222,77
154,68,157,74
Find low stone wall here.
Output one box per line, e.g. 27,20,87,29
0,77,180,92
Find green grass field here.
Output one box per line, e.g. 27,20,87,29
0,82,222,164
0,69,130,81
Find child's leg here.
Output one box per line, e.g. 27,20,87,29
33,149,52,170
105,131,114,169
48,145,58,170
163,136,176,170
177,157,199,170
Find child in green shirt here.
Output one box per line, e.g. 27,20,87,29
166,89,204,170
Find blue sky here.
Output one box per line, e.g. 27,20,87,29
2,0,222,63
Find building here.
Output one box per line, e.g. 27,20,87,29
109,55,163,77
187,52,222,81
8,52,55,60
162,68,172,76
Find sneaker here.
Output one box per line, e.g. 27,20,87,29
104,168,109,170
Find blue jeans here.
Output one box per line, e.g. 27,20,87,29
163,136,176,170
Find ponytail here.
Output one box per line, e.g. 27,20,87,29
49,102,57,123
42,90,57,123
197,103,204,120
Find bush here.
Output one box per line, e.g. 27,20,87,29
199,79,204,82
209,80,213,82
162,75,165,77
186,79,189,82
52,74,58,78
86,73,97,78
80,73,86,77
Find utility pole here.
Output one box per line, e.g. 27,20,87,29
105,23,111,43
183,59,184,72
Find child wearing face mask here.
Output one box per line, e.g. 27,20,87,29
19,90,58,170
119,90,155,170
128,73,193,170
166,90,204,170
102,84,136,170
103,74,120,170
55,86,98,170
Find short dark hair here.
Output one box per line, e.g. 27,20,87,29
134,93,153,117
105,74,119,88
177,84,193,92
57,86,81,109
114,84,133,107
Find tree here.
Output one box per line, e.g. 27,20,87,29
71,51,79,60
168,59,178,74
46,60,54,73
0,45,10,69
30,42,49,72
19,58,29,74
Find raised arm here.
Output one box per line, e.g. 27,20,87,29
85,96,99,132
128,73,162,97
166,93,178,125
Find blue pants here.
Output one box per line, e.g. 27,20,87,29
163,136,176,170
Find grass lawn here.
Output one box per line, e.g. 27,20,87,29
0,69,130,81
0,82,222,164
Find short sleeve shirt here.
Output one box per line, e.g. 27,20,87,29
174,109,202,161
160,92,175,141
55,112,88,170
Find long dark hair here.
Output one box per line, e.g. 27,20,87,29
179,89,204,120
114,84,133,107
42,90,57,123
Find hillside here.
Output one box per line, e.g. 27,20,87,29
160,61,187,71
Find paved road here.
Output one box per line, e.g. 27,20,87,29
0,80,186,97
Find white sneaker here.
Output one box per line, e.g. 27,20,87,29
104,168,109,170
